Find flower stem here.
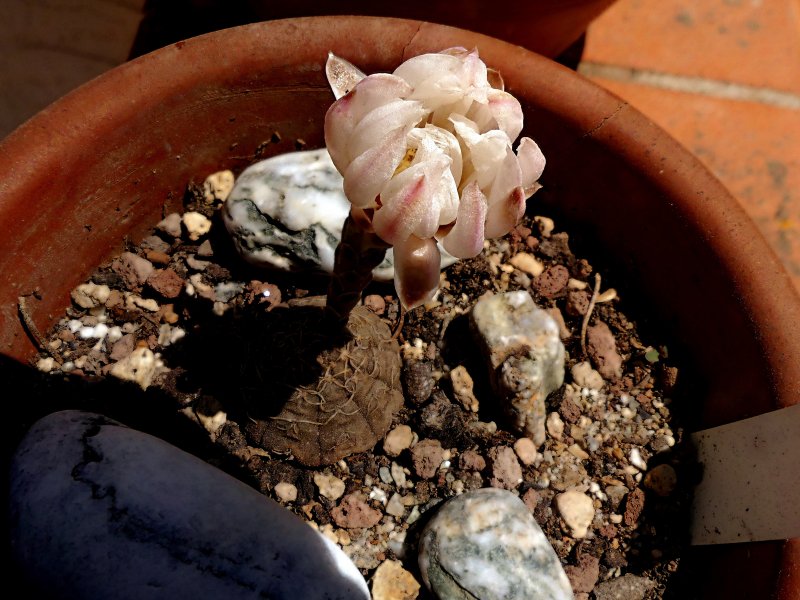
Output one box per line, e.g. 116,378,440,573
325,215,389,325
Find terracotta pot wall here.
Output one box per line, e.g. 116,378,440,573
0,16,797,599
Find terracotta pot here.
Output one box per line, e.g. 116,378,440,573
0,16,797,599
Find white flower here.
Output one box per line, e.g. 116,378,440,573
325,49,545,308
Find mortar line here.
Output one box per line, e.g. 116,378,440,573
579,62,800,110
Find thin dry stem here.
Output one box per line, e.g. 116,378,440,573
580,273,602,356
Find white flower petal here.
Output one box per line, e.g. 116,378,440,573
348,99,426,162
393,235,441,309
487,145,522,206
442,181,487,258
407,124,463,185
372,159,444,245
343,126,410,208
516,137,546,195
487,88,524,141
325,74,415,172
485,186,526,238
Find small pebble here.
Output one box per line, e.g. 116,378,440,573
546,412,565,440
383,425,413,457
385,494,406,518
110,334,136,361
183,211,212,241
371,559,420,600
331,493,383,529
112,252,154,288
532,265,569,298
36,357,56,373
314,473,346,501
568,444,590,461
513,438,539,466
605,485,629,510
488,446,523,490
623,488,646,526
586,321,623,380
197,239,214,257
109,347,165,390
203,169,235,202
363,294,386,315
459,450,486,472
593,574,656,600
629,448,648,471
449,365,479,413
509,252,544,277
156,213,182,237
643,464,677,496
147,268,184,299
555,490,594,539
390,462,407,489
71,282,111,309
125,294,159,312
471,291,565,446
411,439,445,480
274,482,298,503
379,467,393,485
564,554,600,594
402,361,434,405
571,361,604,391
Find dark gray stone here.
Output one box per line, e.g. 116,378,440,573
10,410,369,599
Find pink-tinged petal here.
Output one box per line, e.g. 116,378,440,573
324,97,359,173
484,186,526,238
393,235,441,310
516,137,546,195
324,73,414,172
442,181,487,258
487,89,524,141
372,159,445,245
348,99,426,161
343,126,409,208
487,145,522,206
325,52,366,99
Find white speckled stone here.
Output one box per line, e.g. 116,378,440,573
471,291,565,446
222,149,456,280
418,488,572,600
10,410,369,600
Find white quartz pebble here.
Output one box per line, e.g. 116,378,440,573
183,211,212,241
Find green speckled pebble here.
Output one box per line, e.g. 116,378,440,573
418,488,572,600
